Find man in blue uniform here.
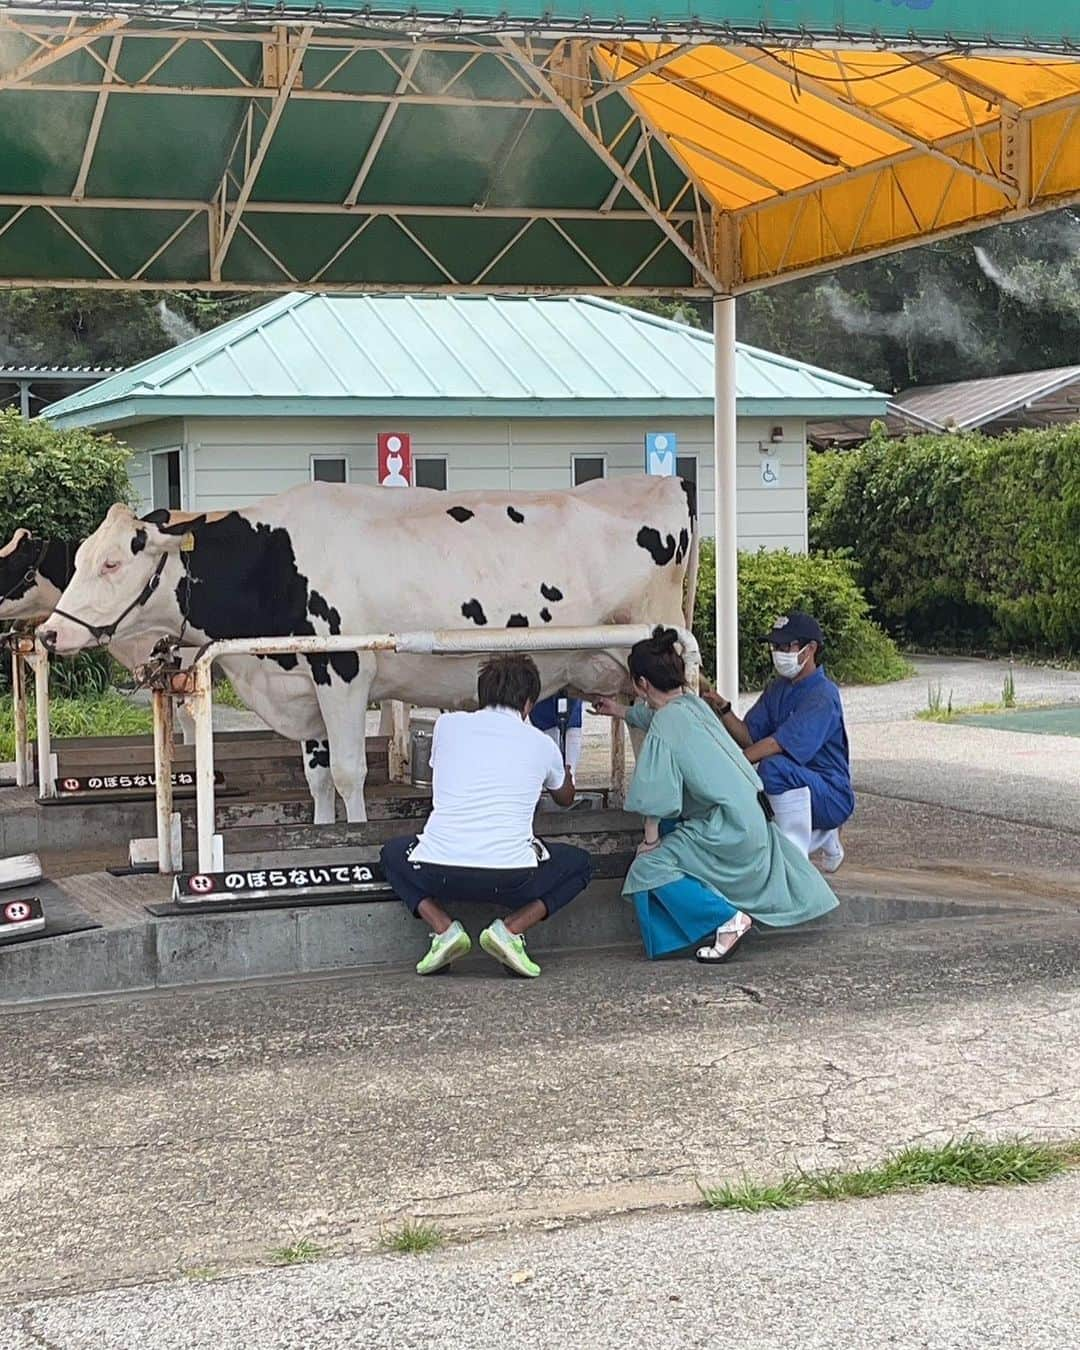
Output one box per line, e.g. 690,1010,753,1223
704,611,853,872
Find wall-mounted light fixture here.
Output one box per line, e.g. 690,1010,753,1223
758,425,785,453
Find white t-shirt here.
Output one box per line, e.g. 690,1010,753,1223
410,706,567,870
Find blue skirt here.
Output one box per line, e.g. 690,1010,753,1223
632,876,739,960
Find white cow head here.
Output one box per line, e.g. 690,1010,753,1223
38,505,190,654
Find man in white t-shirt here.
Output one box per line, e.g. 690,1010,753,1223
380,655,592,979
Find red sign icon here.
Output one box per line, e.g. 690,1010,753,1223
377,433,412,487
4,901,31,923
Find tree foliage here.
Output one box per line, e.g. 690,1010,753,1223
693,540,908,690
0,410,131,543
808,424,1080,655
629,208,1080,392
0,290,267,369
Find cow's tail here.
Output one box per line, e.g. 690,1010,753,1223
682,485,700,631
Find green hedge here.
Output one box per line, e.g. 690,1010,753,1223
0,409,131,546
808,425,1080,655
693,540,909,690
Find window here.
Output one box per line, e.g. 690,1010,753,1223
151,450,182,511
311,456,348,483
572,455,606,486
414,456,447,490
676,455,698,484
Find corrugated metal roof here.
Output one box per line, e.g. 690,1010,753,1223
892,365,1080,432
0,365,120,377
42,294,885,428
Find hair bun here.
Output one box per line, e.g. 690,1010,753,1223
651,625,681,654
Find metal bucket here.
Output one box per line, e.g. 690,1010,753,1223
409,722,435,789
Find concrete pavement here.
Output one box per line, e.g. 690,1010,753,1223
7,1173,1079,1349
3,902,1080,1304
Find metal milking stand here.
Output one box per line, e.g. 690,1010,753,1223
4,632,56,795
139,640,185,873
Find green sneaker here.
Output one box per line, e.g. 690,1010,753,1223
479,919,541,979
416,921,471,976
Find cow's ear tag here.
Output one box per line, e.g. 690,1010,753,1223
179,532,195,553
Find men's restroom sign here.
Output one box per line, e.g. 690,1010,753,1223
378,433,412,487
645,432,677,476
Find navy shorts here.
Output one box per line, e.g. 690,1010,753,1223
380,834,591,919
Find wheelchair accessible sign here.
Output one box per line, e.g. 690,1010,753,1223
645,432,677,476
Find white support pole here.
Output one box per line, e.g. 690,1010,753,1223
32,644,55,797
713,296,740,700
12,648,31,788
152,687,179,873
190,661,219,874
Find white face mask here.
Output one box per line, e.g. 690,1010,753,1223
772,646,807,679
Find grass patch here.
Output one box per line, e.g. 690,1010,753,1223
267,1237,324,1266
213,677,248,711
916,669,1036,724
0,689,152,760
700,1137,1079,1214
379,1219,446,1254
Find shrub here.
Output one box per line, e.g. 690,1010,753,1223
693,540,909,690
0,409,131,547
808,425,1080,656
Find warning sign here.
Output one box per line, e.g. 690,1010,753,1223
57,770,224,794
173,861,389,906
0,894,44,937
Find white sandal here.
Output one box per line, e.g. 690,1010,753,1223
695,910,752,964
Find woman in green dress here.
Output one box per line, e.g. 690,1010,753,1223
594,628,838,963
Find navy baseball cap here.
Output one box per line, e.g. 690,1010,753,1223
761,611,825,647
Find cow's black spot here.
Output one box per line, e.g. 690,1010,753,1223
307,589,359,683
540,583,563,602
637,526,677,566
305,738,331,770
159,511,359,687
675,527,690,565
447,506,474,523
507,506,525,524
507,614,529,627
679,477,697,523
461,598,487,626
0,535,44,605
540,608,552,623
38,540,76,590
130,529,147,555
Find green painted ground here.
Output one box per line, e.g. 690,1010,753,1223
954,704,1080,738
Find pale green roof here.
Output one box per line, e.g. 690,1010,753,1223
43,294,886,429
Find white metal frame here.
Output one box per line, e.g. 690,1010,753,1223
153,623,700,874
8,638,55,797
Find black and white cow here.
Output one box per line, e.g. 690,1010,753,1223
0,526,337,823
40,476,698,822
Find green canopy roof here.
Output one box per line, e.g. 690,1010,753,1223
42,293,887,427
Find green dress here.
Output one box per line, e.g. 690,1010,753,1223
623,694,839,927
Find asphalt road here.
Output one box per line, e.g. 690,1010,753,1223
6,1173,1080,1349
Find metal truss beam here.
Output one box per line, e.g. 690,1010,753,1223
73,33,123,201
495,36,723,292
211,26,312,280
744,47,1021,203
0,14,127,90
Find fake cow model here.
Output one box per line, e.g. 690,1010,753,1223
40,477,698,822
0,527,337,822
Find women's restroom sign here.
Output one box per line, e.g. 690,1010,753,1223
378,433,412,487
645,432,677,476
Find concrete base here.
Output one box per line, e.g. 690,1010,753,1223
0,864,1058,1008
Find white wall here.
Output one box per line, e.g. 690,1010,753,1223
120,419,185,514
119,414,809,553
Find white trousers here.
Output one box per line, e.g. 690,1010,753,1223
541,724,582,775
767,786,840,858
